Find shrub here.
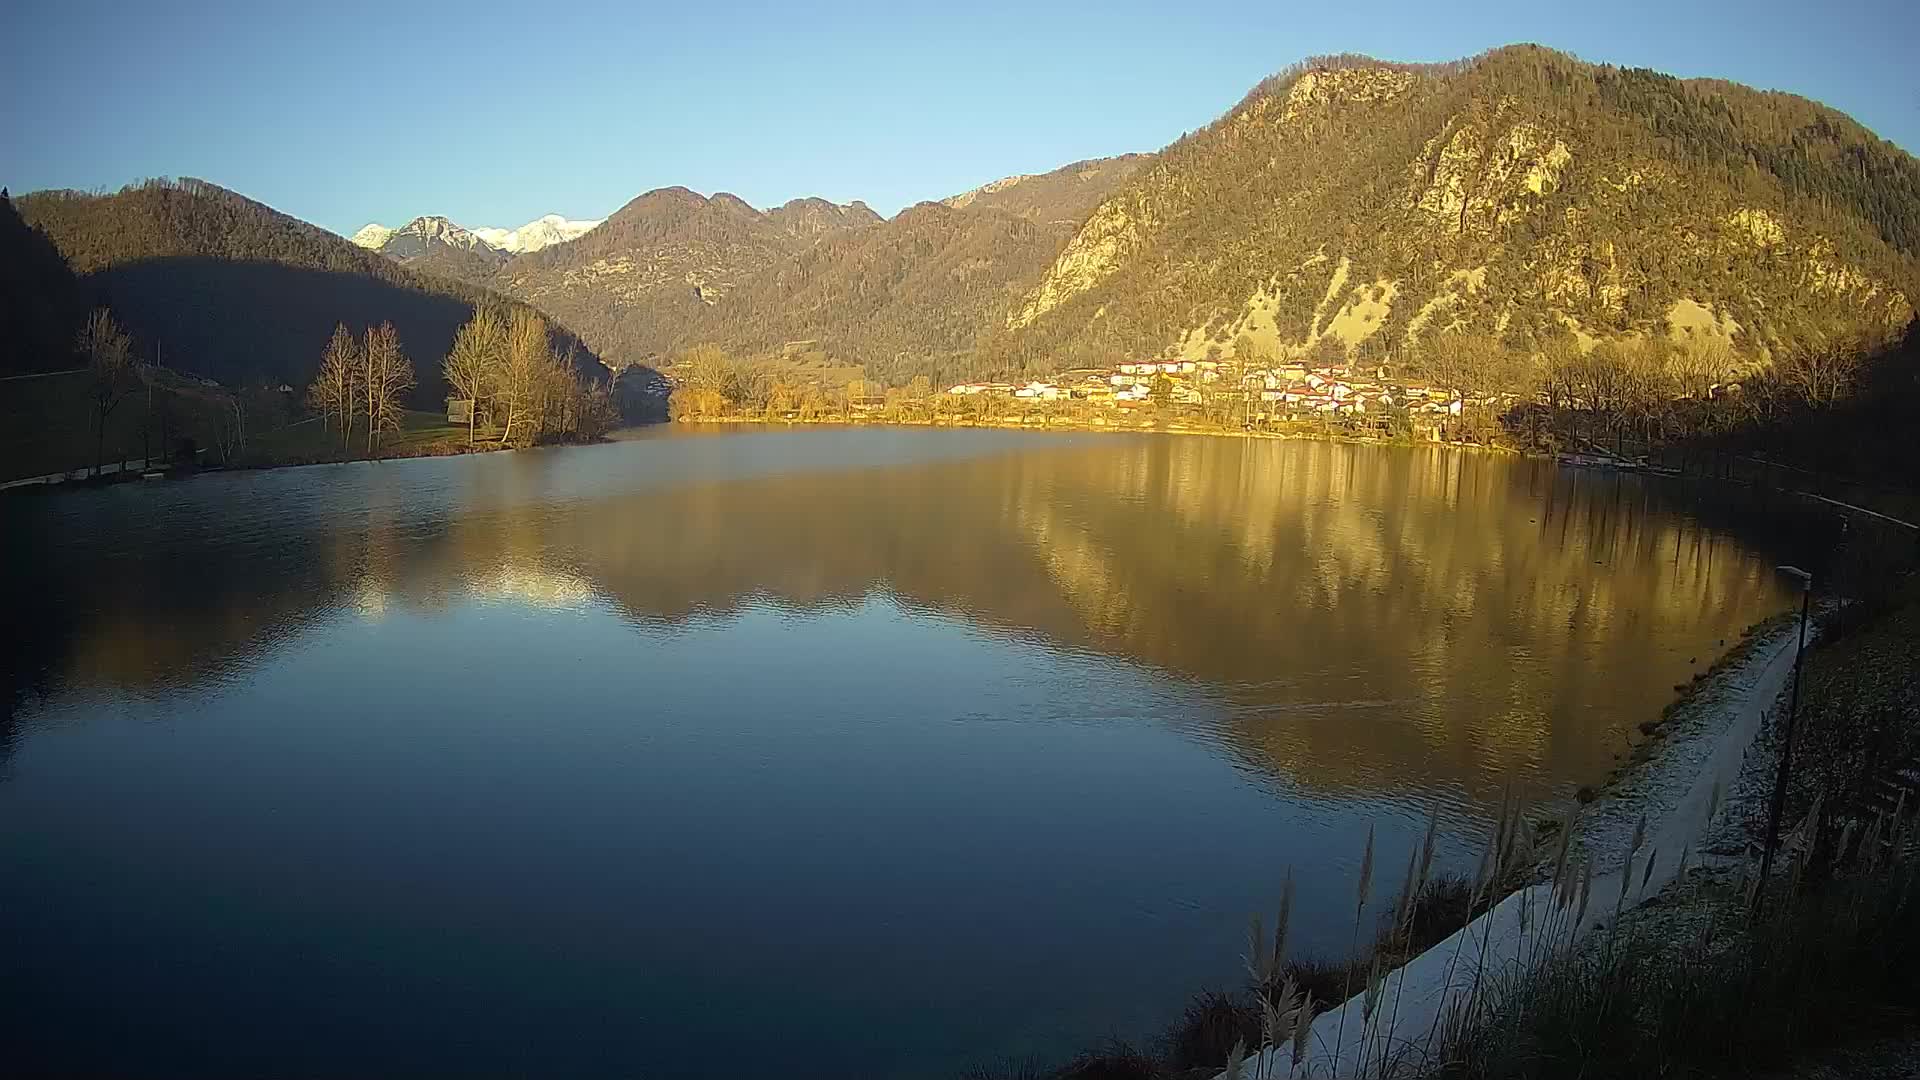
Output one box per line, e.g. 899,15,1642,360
1163,991,1257,1070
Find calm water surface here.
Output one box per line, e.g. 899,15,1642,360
2,429,1794,1077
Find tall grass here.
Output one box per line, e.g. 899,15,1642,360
1432,802,1920,1080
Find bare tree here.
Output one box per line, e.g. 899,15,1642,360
495,308,551,445
78,308,135,477
308,323,360,448
906,375,933,421
765,376,797,421
1774,337,1866,411
214,391,248,463
444,307,505,445
362,322,415,455
666,344,737,421
1420,332,1504,407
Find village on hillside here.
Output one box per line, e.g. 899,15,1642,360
944,357,1492,435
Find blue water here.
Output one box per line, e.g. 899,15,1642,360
0,428,1789,1077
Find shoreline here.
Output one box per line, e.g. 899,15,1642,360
0,434,602,493
0,416,1540,495
1213,614,1808,1080
667,412,1524,456
1536,613,1804,876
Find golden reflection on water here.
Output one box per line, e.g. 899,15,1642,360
29,433,1786,805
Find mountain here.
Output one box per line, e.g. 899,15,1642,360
17,178,608,403
348,213,603,283
766,198,883,240
374,215,496,259
983,47,1919,376
495,161,1146,372
493,187,881,366
472,214,603,254
348,214,509,282
350,223,394,249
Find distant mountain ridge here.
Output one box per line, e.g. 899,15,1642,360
474,214,603,253
490,188,885,366
478,161,1143,374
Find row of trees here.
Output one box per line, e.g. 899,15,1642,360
1392,323,1896,459
442,306,618,447
668,345,949,423
666,343,1216,428
307,322,417,453
303,308,619,457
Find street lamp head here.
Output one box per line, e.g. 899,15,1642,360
1776,564,1812,588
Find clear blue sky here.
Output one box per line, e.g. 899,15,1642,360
4,0,1914,237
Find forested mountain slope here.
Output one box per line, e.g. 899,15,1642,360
658,156,1152,381
18,179,607,403
493,187,880,368
670,200,1076,384
487,157,1150,376
984,46,1919,376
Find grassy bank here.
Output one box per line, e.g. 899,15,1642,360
0,367,599,485
1433,597,1920,1080
3,391,612,490
234,410,501,468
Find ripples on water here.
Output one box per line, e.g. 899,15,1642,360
1,429,1796,1077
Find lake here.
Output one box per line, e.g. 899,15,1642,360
1,428,1794,1078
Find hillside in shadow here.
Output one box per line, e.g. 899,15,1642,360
0,190,96,375
93,257,487,404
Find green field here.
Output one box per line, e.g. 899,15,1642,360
242,409,480,467
1,369,169,481
1,370,485,482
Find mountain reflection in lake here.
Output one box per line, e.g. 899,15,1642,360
2,428,1787,1078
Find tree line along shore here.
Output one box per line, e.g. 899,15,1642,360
656,322,1915,478
6,305,622,486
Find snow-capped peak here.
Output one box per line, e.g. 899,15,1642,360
472,214,603,254
350,223,394,249
349,212,602,255
396,215,492,251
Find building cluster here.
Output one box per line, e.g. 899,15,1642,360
947,359,1489,422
